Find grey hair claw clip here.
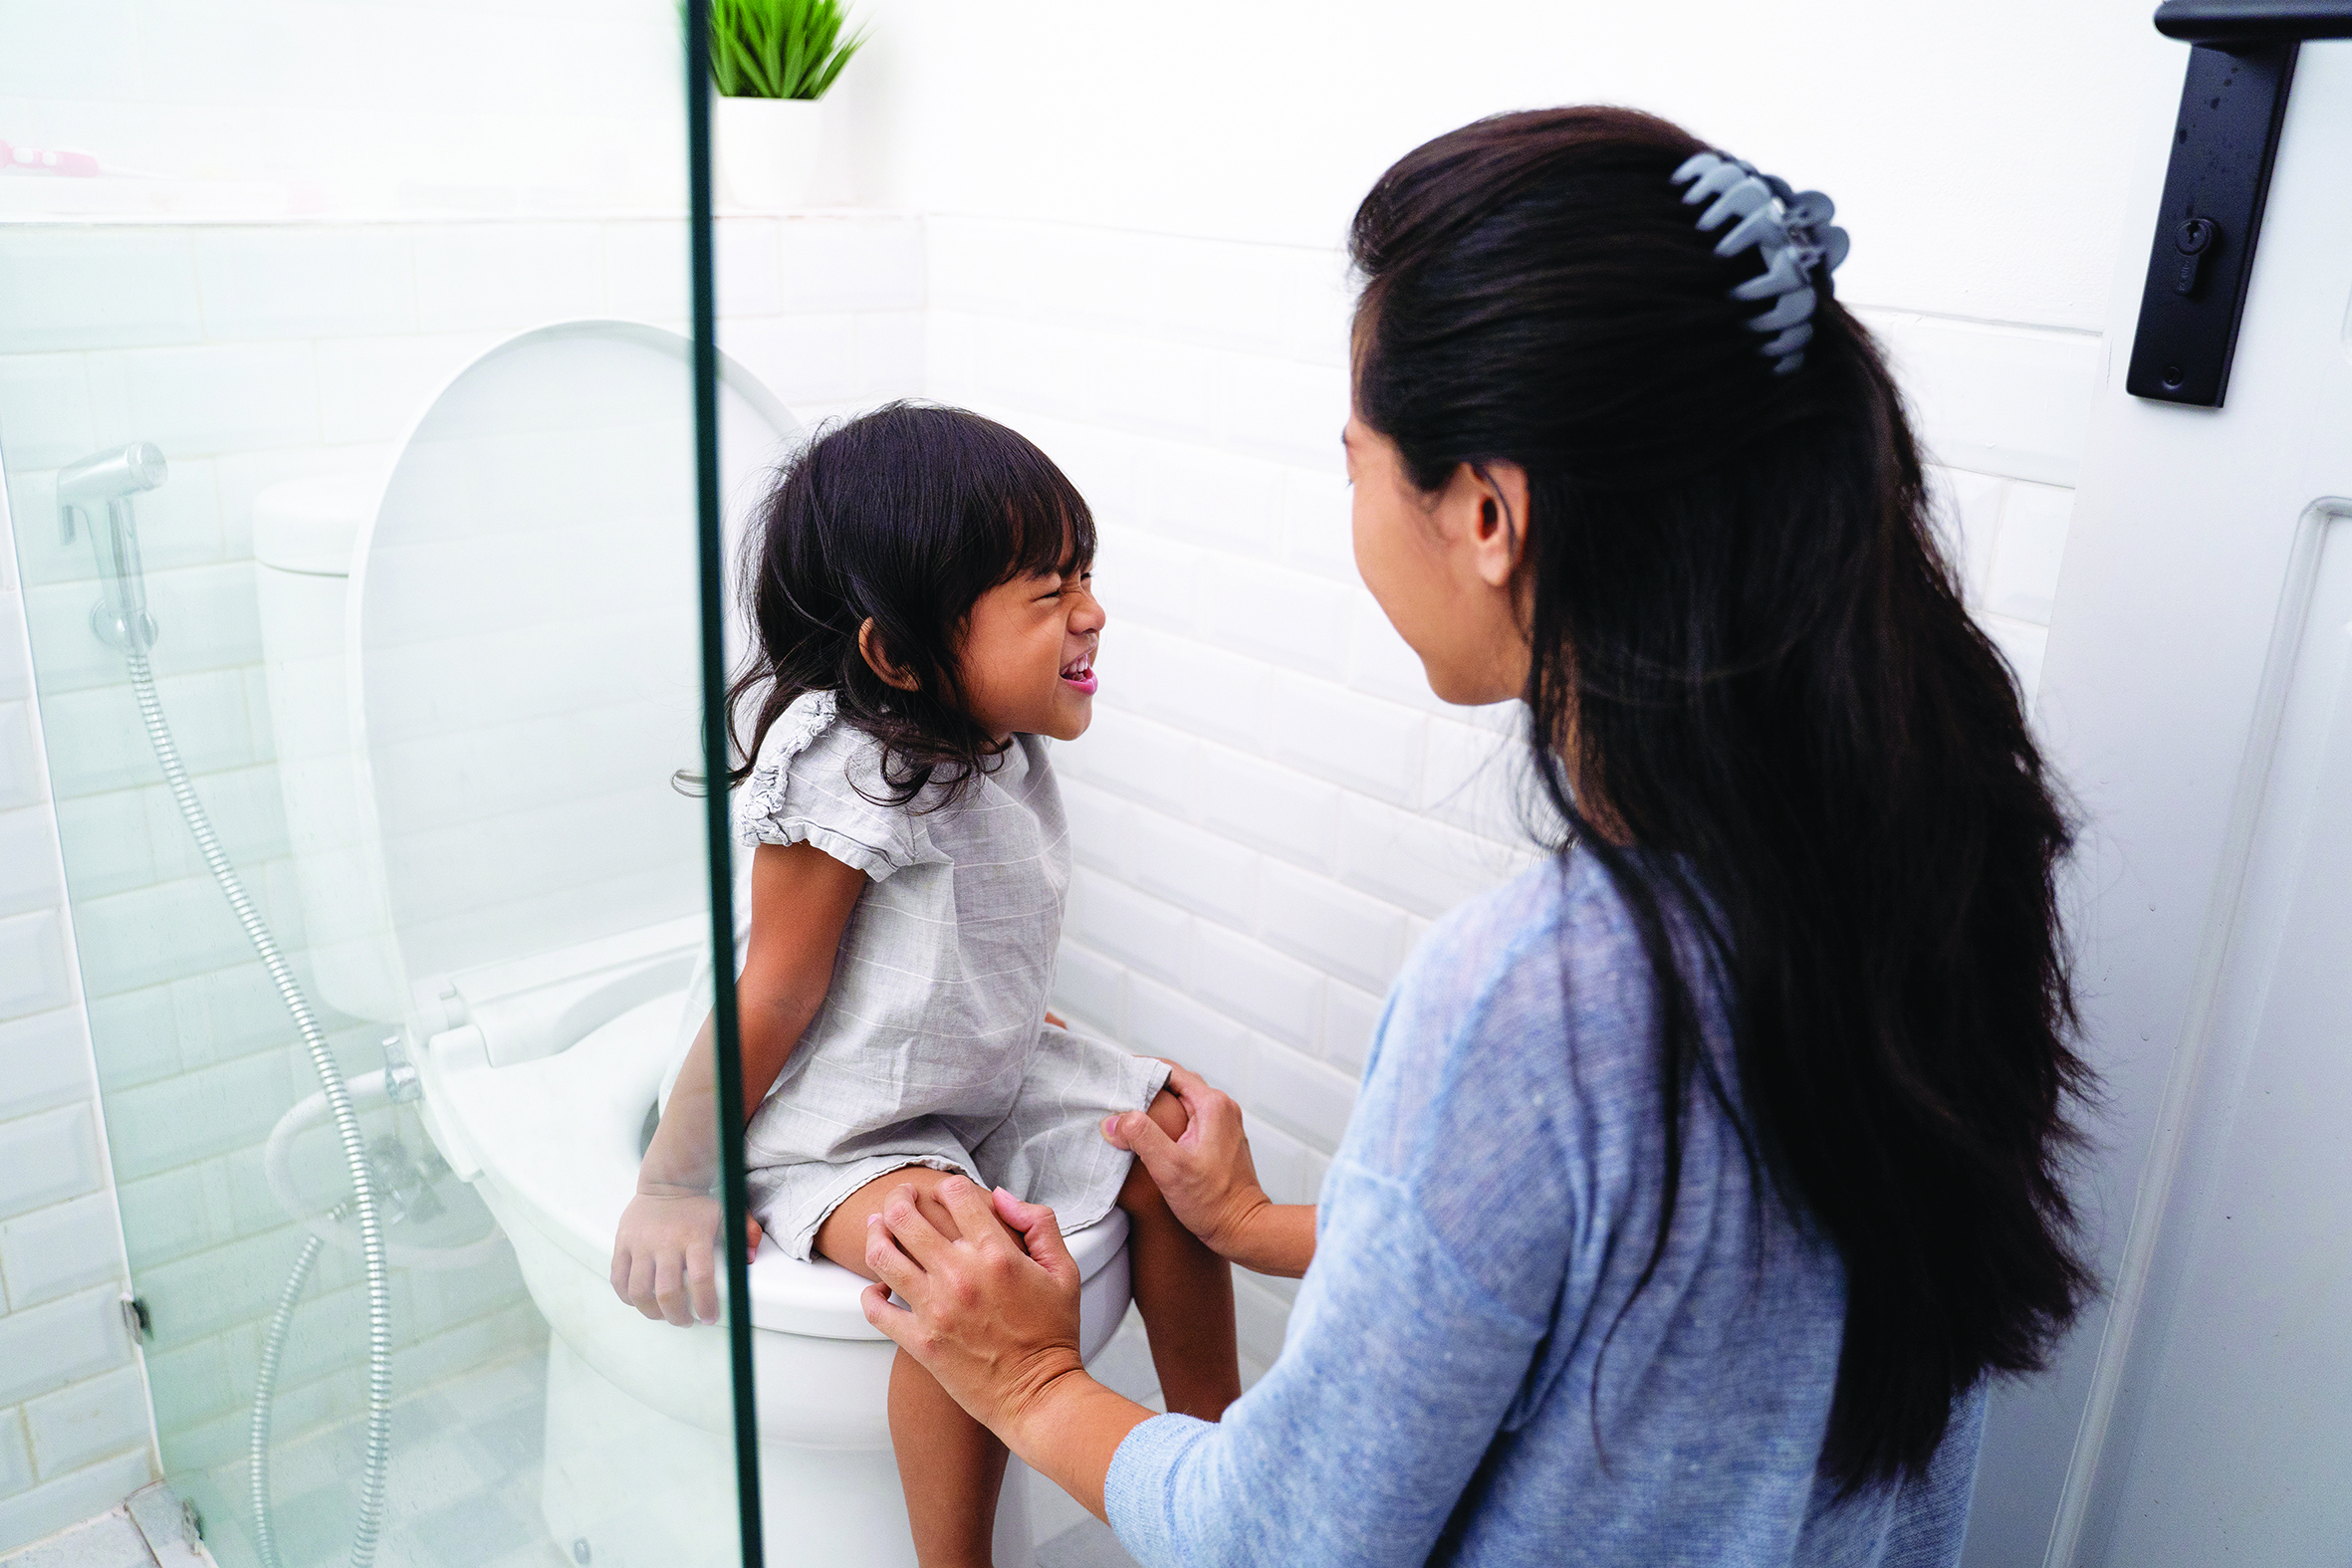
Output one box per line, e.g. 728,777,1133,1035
1670,149,1850,374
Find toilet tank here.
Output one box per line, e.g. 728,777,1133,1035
252,473,404,1022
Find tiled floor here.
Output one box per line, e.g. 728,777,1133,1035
0,1509,161,1568
176,1353,564,1568
0,1484,212,1568
156,1316,1173,1568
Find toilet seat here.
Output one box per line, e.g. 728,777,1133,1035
413,946,1133,1343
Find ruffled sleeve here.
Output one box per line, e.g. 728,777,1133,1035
734,691,938,879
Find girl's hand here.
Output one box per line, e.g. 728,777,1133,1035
610,1188,765,1327
859,1178,1087,1433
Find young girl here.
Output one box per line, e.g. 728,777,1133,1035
612,403,1240,1566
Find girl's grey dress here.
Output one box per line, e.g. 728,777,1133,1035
733,690,1168,1261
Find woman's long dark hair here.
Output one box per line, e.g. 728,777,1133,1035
1350,108,2094,1490
719,401,1094,803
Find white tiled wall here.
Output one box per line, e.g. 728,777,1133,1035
0,0,691,222
1861,308,2097,699
927,215,2092,1378
1,201,2089,1531
0,212,925,1551
0,469,155,1549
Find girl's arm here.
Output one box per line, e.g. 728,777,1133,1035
639,840,868,1184
613,841,868,1324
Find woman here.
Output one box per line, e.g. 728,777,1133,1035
855,106,2092,1566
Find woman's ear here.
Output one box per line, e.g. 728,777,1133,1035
1468,461,1530,588
857,618,922,692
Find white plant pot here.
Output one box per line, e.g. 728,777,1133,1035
714,96,824,211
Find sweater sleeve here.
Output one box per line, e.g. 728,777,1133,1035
1104,879,1579,1566
1105,1168,1554,1566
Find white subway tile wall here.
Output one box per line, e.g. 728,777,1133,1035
933,215,2089,1381
0,476,153,1549
0,213,925,1551
0,205,2089,1535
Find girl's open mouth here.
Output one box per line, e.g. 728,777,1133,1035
1059,654,1097,695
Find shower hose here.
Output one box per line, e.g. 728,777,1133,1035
123,650,391,1568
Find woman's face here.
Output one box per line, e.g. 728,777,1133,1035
1344,415,1532,708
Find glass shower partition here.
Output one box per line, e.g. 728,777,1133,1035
0,6,774,1565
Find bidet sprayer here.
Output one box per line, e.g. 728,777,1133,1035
57,442,167,653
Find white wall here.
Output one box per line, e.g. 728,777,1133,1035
0,210,924,1554
0,0,2166,1554
0,0,899,224
0,0,687,220
852,2,2141,1555
958,220,2092,1390
0,478,156,1554
845,0,2156,332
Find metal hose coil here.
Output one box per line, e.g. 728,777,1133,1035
125,652,391,1568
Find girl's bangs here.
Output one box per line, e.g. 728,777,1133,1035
989,452,1096,583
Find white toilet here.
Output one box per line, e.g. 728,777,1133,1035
250,322,1136,1567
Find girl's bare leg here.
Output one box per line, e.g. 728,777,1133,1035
1116,1089,1244,1420
817,1168,1014,1568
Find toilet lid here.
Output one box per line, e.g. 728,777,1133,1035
349,321,797,1020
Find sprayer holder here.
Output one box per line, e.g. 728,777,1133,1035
56,442,168,654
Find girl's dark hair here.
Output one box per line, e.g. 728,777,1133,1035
720,401,1093,803
1350,107,2094,1491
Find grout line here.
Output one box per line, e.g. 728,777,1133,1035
1847,301,2105,341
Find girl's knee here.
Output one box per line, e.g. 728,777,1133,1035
1117,1091,1188,1215
817,1165,1006,1273
901,1170,1018,1245
1144,1086,1188,1141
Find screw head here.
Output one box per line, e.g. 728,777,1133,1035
573,1539,591,1565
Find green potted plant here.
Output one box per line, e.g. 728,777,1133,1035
709,0,866,210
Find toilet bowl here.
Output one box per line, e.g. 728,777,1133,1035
410,935,1134,1568
251,322,1138,1566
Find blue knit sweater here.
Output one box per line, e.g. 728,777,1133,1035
1105,855,1983,1566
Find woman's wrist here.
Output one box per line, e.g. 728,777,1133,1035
997,1347,1093,1442
1208,1187,1276,1264
1221,1195,1316,1279
997,1360,1156,1522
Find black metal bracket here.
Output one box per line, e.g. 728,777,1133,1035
2125,1,2352,407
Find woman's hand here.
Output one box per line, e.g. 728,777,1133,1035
611,1187,765,1327
860,1178,1087,1432
1102,1064,1316,1278
861,1178,1154,1518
